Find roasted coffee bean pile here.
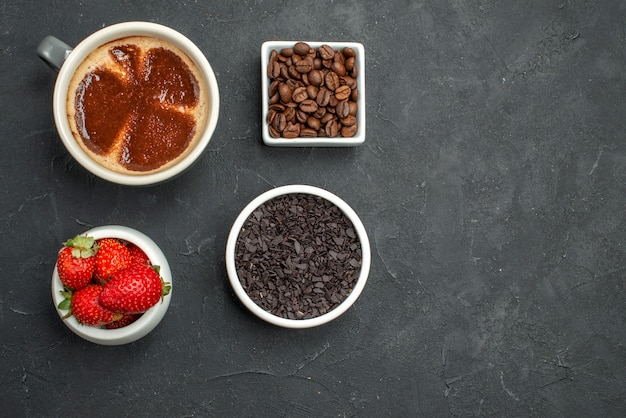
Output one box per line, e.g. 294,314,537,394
235,193,362,320
267,42,359,139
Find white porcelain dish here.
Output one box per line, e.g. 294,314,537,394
225,185,371,328
51,225,172,345
261,41,366,147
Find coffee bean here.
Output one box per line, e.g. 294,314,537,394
340,114,357,127
283,106,296,122
316,87,331,107
283,122,301,138
318,44,335,60
268,60,280,78
328,95,339,109
307,116,321,130
350,88,358,102
341,124,358,137
345,56,355,71
293,42,310,56
288,65,300,79
308,69,323,86
306,85,318,99
292,86,308,103
351,65,359,78
296,109,308,124
279,83,292,104
325,71,340,91
295,57,313,73
269,80,280,96
280,47,294,57
273,112,286,132
299,99,318,113
333,51,345,64
269,124,280,137
336,100,350,118
335,85,351,101
325,120,341,137
269,103,286,112
331,61,346,77
320,112,334,125
340,76,357,89
267,108,277,125
313,107,326,119
300,127,318,137
348,101,358,116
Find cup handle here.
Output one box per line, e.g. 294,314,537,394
37,36,73,71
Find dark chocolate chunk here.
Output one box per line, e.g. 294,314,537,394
234,193,361,320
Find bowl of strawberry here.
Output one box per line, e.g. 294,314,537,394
52,225,172,345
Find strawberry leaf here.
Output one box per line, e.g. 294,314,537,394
65,235,97,258
58,299,71,311
163,283,172,296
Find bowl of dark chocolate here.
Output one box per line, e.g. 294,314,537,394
225,185,371,328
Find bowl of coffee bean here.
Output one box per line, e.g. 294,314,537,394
262,41,365,147
226,185,371,328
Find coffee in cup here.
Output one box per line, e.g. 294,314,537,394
38,22,220,185
67,36,210,175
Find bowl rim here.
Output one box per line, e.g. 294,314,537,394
51,225,172,345
261,41,366,147
225,184,371,328
53,21,220,186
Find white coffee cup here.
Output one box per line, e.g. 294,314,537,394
38,22,220,186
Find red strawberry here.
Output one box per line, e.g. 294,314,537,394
105,313,141,329
127,243,150,266
94,238,131,283
99,264,171,314
56,235,98,290
60,285,121,326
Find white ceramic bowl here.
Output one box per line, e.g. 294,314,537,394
51,225,172,345
40,22,220,186
225,185,371,328
261,41,366,147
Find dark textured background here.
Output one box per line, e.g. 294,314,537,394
1,1,625,416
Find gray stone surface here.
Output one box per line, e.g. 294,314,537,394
1,0,624,416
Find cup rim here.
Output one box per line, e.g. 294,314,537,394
51,225,172,345
53,21,220,186
225,185,371,329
